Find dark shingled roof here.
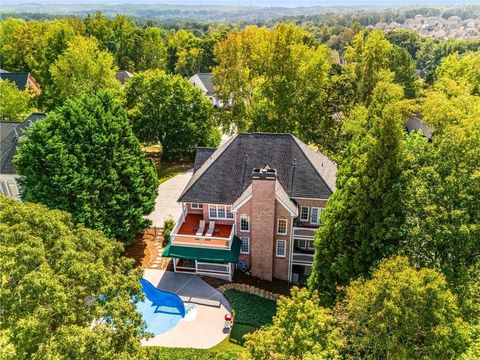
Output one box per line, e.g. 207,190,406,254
0,72,30,90
179,133,337,204
194,147,216,172
115,70,133,84
0,113,46,174
195,73,215,96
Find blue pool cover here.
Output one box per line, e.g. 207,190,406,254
136,279,186,335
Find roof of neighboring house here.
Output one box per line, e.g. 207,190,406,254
179,133,337,204
0,113,46,174
405,115,434,139
115,70,133,84
0,72,30,90
190,73,215,96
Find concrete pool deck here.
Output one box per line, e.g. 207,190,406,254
141,269,232,348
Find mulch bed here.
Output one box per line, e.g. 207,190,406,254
202,271,299,297
124,227,172,270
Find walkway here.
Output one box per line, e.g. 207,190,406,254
145,169,193,228
142,269,231,348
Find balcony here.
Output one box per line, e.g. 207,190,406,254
292,238,314,264
170,213,234,249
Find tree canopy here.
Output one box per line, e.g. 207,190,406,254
339,256,470,359
125,70,220,159
48,35,118,106
0,196,145,360
244,287,343,359
0,80,31,121
14,91,158,242
309,79,406,305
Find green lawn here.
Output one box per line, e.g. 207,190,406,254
141,346,241,360
156,162,193,184
223,289,277,345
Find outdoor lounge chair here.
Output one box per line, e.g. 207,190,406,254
195,220,206,236
205,221,215,237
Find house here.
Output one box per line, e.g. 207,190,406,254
405,115,433,140
188,73,222,108
0,113,46,199
115,70,133,85
0,69,41,96
162,133,337,283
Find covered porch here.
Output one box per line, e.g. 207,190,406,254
162,236,241,281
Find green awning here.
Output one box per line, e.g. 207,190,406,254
162,235,241,263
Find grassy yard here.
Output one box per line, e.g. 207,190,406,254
223,289,277,345
142,145,193,184
156,161,192,184
141,346,241,360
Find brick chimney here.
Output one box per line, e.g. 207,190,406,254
250,166,276,281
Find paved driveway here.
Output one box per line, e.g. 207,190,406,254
142,270,231,348
146,169,193,228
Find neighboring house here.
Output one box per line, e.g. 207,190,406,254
115,70,133,85
0,113,46,199
163,133,337,283
0,69,41,96
189,73,222,108
405,115,433,140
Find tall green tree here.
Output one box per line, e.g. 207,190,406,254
385,28,421,59
339,256,470,359
309,80,406,305
346,29,417,103
0,196,145,360
14,92,157,242
48,35,118,106
435,51,480,95
404,85,480,299
213,24,334,152
0,80,31,121
134,26,167,71
125,70,220,159
244,287,343,359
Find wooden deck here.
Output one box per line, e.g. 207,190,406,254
173,213,233,248
177,214,233,238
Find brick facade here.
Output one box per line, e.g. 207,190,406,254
250,174,276,281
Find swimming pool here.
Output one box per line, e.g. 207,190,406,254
136,279,185,335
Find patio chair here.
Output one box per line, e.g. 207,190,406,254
195,220,206,236
205,221,215,237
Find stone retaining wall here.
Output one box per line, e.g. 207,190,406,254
217,283,281,301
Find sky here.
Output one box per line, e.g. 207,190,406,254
1,0,470,6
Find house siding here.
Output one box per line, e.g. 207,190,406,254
294,198,328,227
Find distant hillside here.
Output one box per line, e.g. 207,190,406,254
0,2,479,23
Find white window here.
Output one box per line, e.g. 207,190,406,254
208,205,233,219
240,236,250,254
297,239,306,249
300,206,309,221
209,205,217,219
218,205,226,218
277,217,287,235
307,240,315,250
240,214,250,232
191,203,203,209
311,207,322,225
276,240,286,258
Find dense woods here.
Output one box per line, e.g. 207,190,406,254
1,6,479,359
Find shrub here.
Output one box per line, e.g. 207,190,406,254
163,218,175,246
